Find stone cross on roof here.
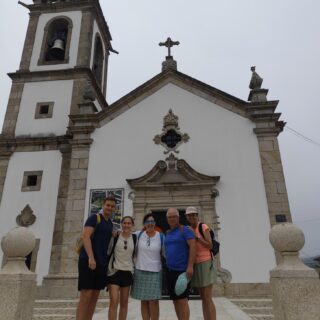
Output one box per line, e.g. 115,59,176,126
159,37,180,57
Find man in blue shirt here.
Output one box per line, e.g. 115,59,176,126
165,207,196,320
76,196,115,320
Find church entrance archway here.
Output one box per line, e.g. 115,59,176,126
127,154,232,296
127,153,220,237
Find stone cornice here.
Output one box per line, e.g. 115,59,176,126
68,125,96,135
70,138,93,148
0,135,71,152
8,68,108,109
127,155,220,190
246,100,285,136
249,113,282,122
254,125,284,136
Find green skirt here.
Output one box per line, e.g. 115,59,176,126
191,259,217,288
131,269,162,300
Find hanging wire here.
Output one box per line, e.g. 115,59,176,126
285,126,320,148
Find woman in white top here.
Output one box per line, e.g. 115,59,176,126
107,216,136,320
131,213,163,320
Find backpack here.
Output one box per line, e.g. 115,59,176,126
198,222,220,257
75,213,101,255
108,233,137,269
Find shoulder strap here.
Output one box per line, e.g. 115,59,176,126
109,235,119,269
132,233,137,258
198,222,204,238
96,213,101,225
138,230,144,240
160,232,164,247
132,233,137,245
110,235,119,257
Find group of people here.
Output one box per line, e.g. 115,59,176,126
76,196,217,320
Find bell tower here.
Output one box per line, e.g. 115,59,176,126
2,0,114,138
0,0,115,298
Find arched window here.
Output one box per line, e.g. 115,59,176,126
38,17,73,65
92,35,104,87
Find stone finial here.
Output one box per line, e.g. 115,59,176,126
269,223,305,253
159,37,179,71
269,223,316,273
249,66,263,90
269,225,320,320
1,227,36,274
159,37,180,57
16,204,36,227
248,66,268,102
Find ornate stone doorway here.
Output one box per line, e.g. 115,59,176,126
127,154,232,293
127,153,220,236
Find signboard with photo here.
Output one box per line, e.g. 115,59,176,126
89,188,124,230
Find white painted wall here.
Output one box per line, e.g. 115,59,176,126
30,11,82,71
0,151,62,283
86,83,276,283
15,80,73,136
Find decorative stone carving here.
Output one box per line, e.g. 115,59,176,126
217,267,232,284
249,66,263,90
153,109,190,154
128,191,135,201
16,205,36,227
164,109,179,129
248,66,268,102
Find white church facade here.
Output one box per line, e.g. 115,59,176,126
0,0,291,298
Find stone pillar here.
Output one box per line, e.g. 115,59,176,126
19,12,40,71
269,223,320,320
1,82,25,136
76,10,94,67
48,144,72,275
256,133,292,226
247,67,292,228
40,121,94,298
0,149,13,202
0,227,37,320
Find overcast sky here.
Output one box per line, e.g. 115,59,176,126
0,0,319,258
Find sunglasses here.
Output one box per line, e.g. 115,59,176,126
144,220,155,225
124,240,127,250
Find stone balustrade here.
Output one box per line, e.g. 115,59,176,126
0,227,37,320
269,223,320,320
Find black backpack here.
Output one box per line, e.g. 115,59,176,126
198,223,220,257
108,233,137,268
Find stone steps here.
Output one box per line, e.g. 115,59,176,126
230,298,274,320
32,299,109,320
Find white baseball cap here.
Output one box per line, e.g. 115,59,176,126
185,206,198,215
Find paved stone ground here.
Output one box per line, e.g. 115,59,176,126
93,297,252,320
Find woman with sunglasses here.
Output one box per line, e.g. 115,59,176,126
185,206,217,320
131,213,164,320
107,216,136,320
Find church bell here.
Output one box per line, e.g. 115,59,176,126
48,38,65,60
